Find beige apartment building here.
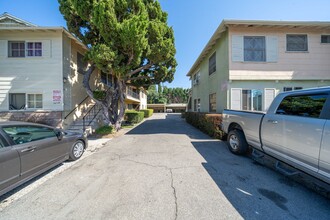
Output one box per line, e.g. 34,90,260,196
0,13,147,130
187,20,330,113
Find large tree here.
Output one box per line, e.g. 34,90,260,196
58,0,177,130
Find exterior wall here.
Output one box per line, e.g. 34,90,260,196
0,30,64,112
229,27,330,80
228,80,330,111
191,30,230,113
139,90,147,110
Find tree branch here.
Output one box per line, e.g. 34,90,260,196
126,63,153,78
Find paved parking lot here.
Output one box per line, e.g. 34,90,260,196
0,113,329,220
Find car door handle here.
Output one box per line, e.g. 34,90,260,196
267,120,278,124
21,146,36,153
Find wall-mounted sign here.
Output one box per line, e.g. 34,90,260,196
53,90,62,104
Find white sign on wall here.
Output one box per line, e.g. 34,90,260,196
53,90,62,104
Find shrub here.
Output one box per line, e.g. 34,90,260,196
140,109,153,118
93,90,106,100
95,125,113,135
125,110,144,124
185,112,225,140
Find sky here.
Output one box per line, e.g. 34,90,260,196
1,0,330,88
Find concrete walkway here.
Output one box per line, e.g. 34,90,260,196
0,113,329,220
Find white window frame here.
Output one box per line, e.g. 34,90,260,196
27,93,43,109
286,34,308,52
26,42,42,57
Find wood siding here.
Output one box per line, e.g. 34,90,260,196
229,27,330,80
0,30,63,111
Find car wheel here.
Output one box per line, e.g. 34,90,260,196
227,130,248,155
69,140,85,161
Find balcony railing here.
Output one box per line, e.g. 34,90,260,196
126,87,140,100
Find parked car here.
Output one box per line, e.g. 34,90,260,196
0,121,88,196
222,87,330,184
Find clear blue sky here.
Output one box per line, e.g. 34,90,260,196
1,0,330,88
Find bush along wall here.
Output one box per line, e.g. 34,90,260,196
185,112,226,140
125,110,145,124
140,109,154,118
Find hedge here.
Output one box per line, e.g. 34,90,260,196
125,110,144,124
140,109,153,118
95,125,113,135
185,112,225,140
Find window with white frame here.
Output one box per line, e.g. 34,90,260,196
321,35,330,43
286,34,308,52
244,36,266,62
283,87,303,92
8,41,25,57
27,94,43,109
8,41,42,57
242,89,262,111
27,42,42,56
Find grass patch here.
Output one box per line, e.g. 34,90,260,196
95,125,114,135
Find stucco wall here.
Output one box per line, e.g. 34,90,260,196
191,30,230,113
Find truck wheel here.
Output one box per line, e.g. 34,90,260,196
227,130,248,155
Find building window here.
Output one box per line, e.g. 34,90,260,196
193,99,201,112
193,72,200,86
244,36,266,62
27,42,42,56
9,93,26,110
8,41,25,57
276,94,328,118
209,52,216,75
242,89,262,111
77,52,88,74
209,93,216,112
286,34,308,52
321,35,330,43
27,94,43,109
101,71,113,87
283,87,303,92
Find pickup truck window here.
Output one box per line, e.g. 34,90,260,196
276,94,328,118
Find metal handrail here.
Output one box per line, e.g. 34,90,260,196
64,95,90,119
82,103,102,131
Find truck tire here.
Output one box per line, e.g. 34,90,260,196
227,130,248,155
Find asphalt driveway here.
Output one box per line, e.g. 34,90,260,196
0,113,329,220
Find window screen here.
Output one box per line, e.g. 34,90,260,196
321,35,330,43
209,52,216,75
286,35,308,51
244,36,266,62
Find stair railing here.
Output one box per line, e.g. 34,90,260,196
82,103,102,131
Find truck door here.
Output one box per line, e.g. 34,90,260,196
319,120,330,180
261,93,328,172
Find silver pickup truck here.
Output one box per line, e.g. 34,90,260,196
222,87,330,184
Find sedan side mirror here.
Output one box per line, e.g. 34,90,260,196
55,129,64,141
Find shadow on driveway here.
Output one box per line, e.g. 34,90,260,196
126,113,330,219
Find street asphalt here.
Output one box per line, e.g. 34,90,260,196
0,113,329,220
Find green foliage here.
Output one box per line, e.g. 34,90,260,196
147,85,190,104
93,90,106,100
58,0,177,85
95,125,114,135
140,109,153,118
125,110,144,124
185,112,225,140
